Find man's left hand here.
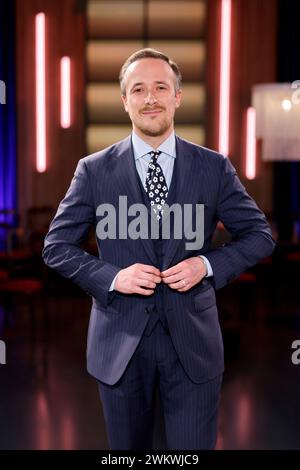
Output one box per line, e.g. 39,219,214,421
161,257,207,292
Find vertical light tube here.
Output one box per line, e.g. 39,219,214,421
60,56,71,128
35,13,46,172
218,0,232,156
245,107,256,180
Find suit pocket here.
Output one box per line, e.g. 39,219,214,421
193,286,216,313
93,298,122,315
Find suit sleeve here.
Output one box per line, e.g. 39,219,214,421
42,159,121,308
204,156,276,290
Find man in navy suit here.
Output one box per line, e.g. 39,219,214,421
43,48,275,450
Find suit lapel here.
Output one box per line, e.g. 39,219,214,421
162,136,197,270
112,136,157,265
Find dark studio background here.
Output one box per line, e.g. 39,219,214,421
0,0,300,450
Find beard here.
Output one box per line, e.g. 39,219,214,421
135,113,173,137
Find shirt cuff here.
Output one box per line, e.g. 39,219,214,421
109,273,119,291
199,255,213,277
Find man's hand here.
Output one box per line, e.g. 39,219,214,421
114,263,161,295
161,257,207,292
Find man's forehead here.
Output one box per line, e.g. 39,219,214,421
126,58,173,77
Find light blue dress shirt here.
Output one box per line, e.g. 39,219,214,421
109,131,213,291
132,130,176,190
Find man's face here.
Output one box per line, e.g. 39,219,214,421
121,58,182,139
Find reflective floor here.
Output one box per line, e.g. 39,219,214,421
0,271,300,450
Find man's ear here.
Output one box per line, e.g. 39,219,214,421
175,89,182,109
121,94,128,112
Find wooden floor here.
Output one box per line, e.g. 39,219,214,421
0,269,300,450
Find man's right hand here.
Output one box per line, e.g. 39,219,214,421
114,263,161,295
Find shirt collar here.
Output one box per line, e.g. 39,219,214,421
132,131,176,160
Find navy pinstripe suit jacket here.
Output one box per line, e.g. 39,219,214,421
43,135,275,385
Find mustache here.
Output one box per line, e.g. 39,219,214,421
141,106,165,112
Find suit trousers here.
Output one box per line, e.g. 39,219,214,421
97,319,222,450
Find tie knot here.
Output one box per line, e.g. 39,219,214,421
149,150,161,161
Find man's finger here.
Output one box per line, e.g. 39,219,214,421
161,264,182,277
140,264,161,277
162,272,183,284
168,280,186,289
136,278,157,289
135,286,154,296
139,272,161,284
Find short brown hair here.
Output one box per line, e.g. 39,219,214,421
119,48,182,95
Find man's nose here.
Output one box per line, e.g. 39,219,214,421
144,92,157,105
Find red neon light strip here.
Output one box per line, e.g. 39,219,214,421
218,0,231,157
60,56,71,128
35,13,46,172
245,107,256,180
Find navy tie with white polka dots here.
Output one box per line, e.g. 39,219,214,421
144,150,169,220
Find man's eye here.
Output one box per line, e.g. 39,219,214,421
158,86,166,90
134,88,142,93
